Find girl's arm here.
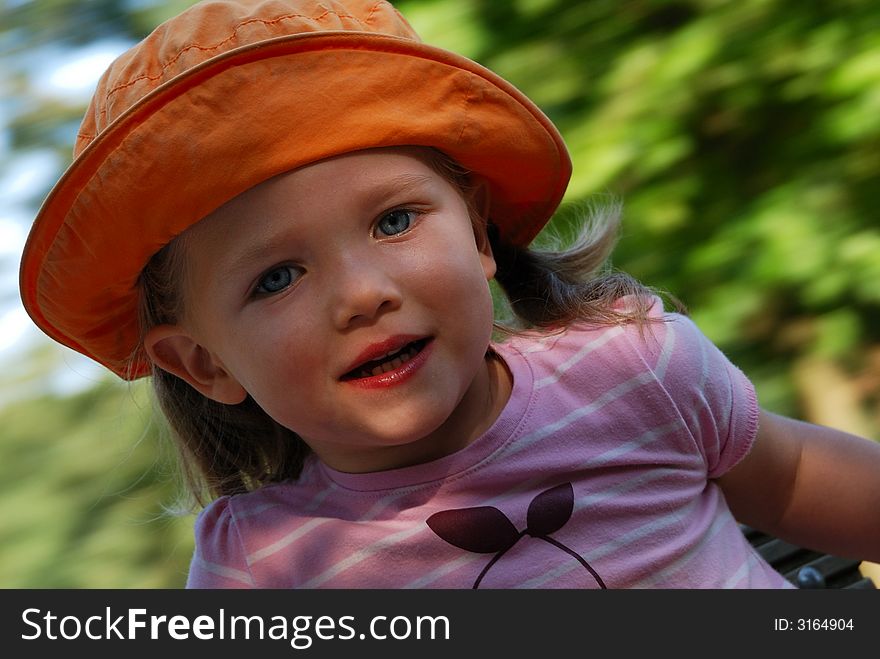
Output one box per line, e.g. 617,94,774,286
717,409,880,562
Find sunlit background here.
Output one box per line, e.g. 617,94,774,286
2,0,879,587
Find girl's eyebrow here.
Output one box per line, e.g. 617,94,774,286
357,172,436,207
224,237,286,279
224,173,437,276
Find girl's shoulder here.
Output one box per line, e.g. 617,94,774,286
502,295,682,360
194,476,313,536
500,295,759,478
498,294,731,394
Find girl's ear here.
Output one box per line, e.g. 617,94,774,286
143,324,247,405
468,178,497,281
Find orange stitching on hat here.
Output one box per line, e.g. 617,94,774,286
98,9,370,116
363,1,385,24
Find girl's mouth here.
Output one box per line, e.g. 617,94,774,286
341,338,431,385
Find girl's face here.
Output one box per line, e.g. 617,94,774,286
146,147,508,473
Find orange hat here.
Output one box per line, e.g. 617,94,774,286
19,0,571,380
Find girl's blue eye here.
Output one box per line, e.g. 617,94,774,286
255,266,297,295
375,209,415,237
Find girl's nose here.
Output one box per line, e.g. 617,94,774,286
331,260,403,330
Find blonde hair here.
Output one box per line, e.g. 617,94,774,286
137,149,666,506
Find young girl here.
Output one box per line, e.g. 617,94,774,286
20,0,880,588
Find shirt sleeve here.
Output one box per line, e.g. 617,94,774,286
185,496,256,588
624,301,761,479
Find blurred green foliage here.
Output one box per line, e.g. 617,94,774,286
0,379,194,587
2,0,879,587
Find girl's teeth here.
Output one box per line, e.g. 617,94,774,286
356,342,421,379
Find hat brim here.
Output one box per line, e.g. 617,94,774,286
20,32,571,379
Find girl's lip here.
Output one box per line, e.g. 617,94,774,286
341,334,427,377
340,338,433,389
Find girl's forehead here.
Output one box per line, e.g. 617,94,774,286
181,146,457,252
210,146,442,215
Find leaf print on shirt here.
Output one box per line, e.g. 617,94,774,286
426,482,607,589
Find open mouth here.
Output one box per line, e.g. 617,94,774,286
341,338,430,381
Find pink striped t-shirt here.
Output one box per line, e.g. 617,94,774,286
186,299,793,588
